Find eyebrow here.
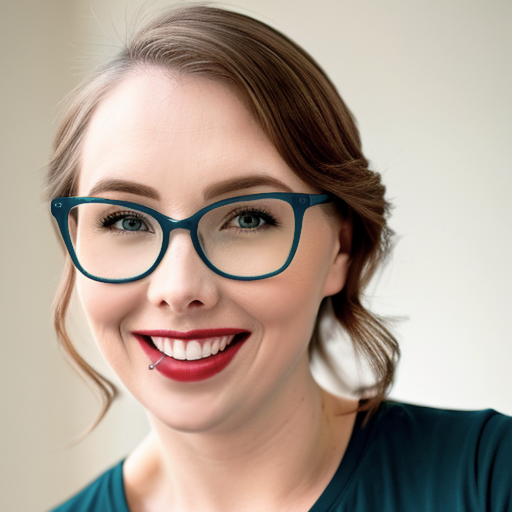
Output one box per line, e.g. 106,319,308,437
203,175,293,200
88,178,161,200
88,175,294,201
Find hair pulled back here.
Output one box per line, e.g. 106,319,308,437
46,4,399,429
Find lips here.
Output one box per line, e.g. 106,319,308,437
133,328,251,382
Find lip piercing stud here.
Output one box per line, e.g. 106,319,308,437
149,354,165,370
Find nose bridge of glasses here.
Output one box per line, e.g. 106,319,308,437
165,215,195,234
161,216,202,263
154,218,207,281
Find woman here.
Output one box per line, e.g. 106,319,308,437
47,5,511,511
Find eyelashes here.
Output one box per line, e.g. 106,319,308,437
221,207,279,232
98,210,154,233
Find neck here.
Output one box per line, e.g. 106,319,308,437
124,360,358,512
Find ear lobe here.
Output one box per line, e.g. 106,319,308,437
322,217,352,298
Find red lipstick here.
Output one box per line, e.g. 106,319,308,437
133,328,251,382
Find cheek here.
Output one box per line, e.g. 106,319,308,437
247,271,321,324
244,221,338,343
234,240,331,350
75,276,143,355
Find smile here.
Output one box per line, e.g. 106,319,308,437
151,335,234,360
133,329,251,382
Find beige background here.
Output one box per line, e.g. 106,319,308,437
1,0,511,510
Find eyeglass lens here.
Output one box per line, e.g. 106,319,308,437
67,198,295,280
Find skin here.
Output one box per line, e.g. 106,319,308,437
76,67,358,512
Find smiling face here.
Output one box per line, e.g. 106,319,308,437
76,68,350,433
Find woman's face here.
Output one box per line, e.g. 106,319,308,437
76,68,350,433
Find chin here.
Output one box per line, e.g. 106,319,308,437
151,410,238,435
143,391,244,435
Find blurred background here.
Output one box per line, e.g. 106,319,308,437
1,0,511,510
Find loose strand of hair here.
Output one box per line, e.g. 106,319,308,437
53,260,119,440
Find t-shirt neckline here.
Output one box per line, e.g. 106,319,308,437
307,404,383,511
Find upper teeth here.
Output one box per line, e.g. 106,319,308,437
151,335,235,361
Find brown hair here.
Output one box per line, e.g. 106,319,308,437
46,4,399,429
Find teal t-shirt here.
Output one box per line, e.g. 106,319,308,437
50,401,512,511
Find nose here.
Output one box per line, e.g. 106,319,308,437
146,229,220,313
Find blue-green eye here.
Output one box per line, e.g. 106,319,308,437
102,211,151,233
118,217,146,231
223,207,278,232
237,213,264,229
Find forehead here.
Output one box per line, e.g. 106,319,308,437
78,69,311,201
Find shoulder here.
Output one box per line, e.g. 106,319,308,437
355,401,512,510
376,400,512,443
48,460,128,512
375,400,512,431
369,401,512,462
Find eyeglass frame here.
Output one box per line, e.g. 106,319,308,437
51,192,335,283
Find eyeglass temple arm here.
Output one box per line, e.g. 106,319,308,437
309,193,336,206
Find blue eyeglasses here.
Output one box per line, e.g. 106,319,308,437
51,192,334,283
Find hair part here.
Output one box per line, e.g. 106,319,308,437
46,4,399,430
